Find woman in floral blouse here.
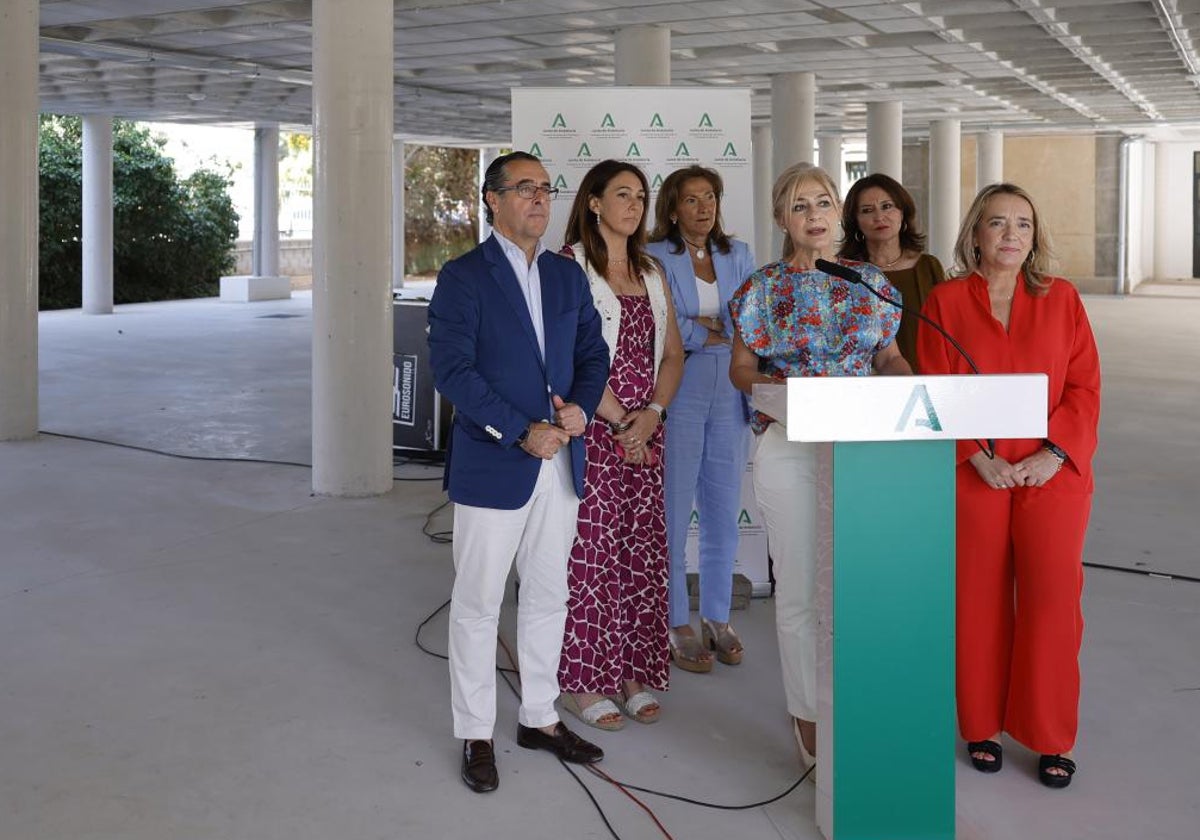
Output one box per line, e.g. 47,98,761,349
729,162,910,775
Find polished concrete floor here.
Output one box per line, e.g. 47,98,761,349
2,285,1197,840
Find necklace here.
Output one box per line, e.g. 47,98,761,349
872,248,904,269
681,235,707,260
988,282,1016,303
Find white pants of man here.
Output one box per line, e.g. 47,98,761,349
752,423,818,721
449,450,579,741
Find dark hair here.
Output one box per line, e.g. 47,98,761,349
562,159,657,279
648,166,732,256
838,173,926,261
481,151,542,225
952,182,1054,295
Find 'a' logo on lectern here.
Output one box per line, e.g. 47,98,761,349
896,384,943,432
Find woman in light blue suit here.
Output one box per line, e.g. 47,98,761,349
647,166,755,672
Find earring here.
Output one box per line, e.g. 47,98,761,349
854,229,864,243
901,221,908,233
972,245,981,261
670,217,677,224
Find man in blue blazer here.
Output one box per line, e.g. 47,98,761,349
428,151,611,793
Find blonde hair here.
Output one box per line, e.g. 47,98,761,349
952,183,1055,295
772,162,841,262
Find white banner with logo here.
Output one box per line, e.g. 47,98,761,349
511,86,768,596
510,87,754,258
684,460,771,596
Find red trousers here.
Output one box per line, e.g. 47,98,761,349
956,466,1092,754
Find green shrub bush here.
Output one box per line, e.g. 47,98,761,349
39,116,239,310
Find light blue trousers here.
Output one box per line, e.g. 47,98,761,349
664,351,750,626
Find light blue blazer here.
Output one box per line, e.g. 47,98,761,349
646,238,756,354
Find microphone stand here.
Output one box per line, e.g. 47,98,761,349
814,258,996,460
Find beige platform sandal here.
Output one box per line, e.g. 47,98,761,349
669,625,714,673
701,618,744,666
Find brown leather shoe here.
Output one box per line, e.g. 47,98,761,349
516,722,603,764
461,739,499,793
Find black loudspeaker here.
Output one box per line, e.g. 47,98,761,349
392,299,451,452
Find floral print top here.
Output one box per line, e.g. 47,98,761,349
729,258,901,433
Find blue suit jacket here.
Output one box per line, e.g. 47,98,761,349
428,235,610,509
646,238,755,353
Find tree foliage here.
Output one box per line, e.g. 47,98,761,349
404,145,479,275
38,116,239,310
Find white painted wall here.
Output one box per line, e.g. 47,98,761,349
1124,139,1149,293
1136,142,1157,290
1154,142,1198,281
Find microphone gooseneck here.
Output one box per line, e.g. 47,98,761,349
813,258,996,459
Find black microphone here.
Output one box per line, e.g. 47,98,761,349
814,258,996,459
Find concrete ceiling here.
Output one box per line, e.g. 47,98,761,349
36,0,1200,142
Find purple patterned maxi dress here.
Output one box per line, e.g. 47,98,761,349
558,294,670,695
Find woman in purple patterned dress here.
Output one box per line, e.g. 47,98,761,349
729,162,911,773
557,160,685,730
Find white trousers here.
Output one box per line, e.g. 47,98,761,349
449,451,579,741
752,423,818,721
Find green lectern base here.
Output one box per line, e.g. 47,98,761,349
815,440,957,840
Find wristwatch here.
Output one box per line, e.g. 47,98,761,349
647,402,667,423
516,426,531,446
1043,440,1068,462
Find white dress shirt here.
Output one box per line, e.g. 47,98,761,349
492,230,547,361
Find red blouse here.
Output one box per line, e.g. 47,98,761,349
917,273,1101,491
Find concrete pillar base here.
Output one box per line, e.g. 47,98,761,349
220,275,292,302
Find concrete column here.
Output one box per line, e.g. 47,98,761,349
0,0,39,440
819,134,844,193
928,119,962,267
252,124,281,278
479,146,501,243
82,114,114,315
392,138,405,289
771,72,816,176
311,0,394,496
752,123,774,263
976,130,1004,191
867,101,903,181
614,25,670,85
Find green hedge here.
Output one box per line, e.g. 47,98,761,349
39,116,239,310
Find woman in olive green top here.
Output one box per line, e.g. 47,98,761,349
839,173,945,370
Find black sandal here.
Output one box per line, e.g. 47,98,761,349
1038,754,1076,789
966,740,1003,773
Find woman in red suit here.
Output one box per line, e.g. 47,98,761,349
917,183,1100,789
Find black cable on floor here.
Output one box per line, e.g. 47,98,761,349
38,430,443,481
494,635,627,840
555,759,624,840
415,584,804,839
422,499,453,544
1082,560,1200,584
413,597,517,676
586,763,809,810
